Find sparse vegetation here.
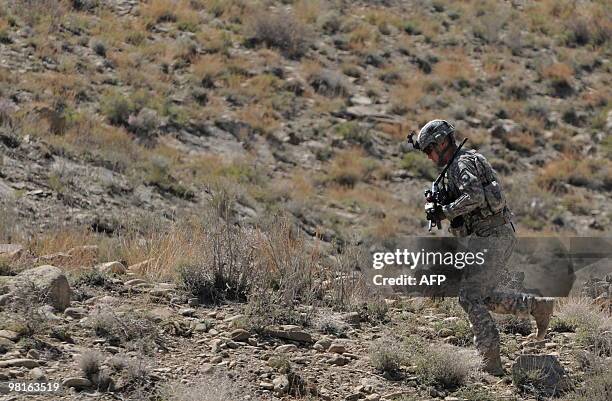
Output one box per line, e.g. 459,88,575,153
369,337,405,374
414,343,480,388
246,10,311,59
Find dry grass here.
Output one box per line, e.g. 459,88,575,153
293,0,325,25
327,148,378,188
433,52,475,84
348,23,378,51
541,62,574,82
536,157,612,193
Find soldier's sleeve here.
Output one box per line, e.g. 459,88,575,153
442,157,485,221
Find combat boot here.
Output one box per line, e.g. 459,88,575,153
482,347,504,376
531,297,554,340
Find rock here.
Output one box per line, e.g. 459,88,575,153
26,349,39,359
0,359,40,368
0,293,12,306
124,278,147,286
149,288,173,297
210,355,223,364
260,381,274,390
179,308,195,317
0,338,15,353
230,329,250,342
345,393,361,401
201,363,214,374
366,394,381,401
273,375,290,395
62,377,92,390
210,339,225,353
327,343,346,354
148,306,173,323
30,367,46,381
512,354,569,396
97,261,126,275
265,325,314,343
0,330,20,342
314,338,332,352
327,355,349,366
341,312,361,324
64,307,87,319
349,95,373,106
16,265,71,311
275,344,298,353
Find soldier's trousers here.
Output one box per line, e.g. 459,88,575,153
458,224,537,358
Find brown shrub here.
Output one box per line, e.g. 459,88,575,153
327,148,378,188
246,10,312,59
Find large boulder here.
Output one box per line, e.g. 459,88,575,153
16,265,71,311
512,354,569,396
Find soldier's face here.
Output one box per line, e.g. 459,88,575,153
425,140,451,167
424,144,444,166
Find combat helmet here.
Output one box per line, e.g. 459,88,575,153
417,120,455,151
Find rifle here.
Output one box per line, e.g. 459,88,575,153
422,138,468,231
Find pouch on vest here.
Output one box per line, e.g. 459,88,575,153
483,180,505,214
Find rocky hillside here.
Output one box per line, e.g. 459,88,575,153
0,0,610,242
0,1,611,401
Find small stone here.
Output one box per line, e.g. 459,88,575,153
210,339,224,353
26,349,39,359
314,338,332,352
230,329,250,342
345,393,361,401
0,330,20,342
97,261,126,275
201,363,214,374
179,308,196,317
62,377,92,390
341,312,361,324
64,307,87,319
366,394,380,401
275,344,298,353
30,367,46,381
273,375,289,395
210,356,223,364
0,337,15,353
260,381,274,390
265,325,313,343
328,355,349,366
124,279,147,286
0,359,39,368
327,343,346,354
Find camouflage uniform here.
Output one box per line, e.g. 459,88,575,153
440,148,551,373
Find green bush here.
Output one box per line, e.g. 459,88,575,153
401,152,436,180
101,91,133,126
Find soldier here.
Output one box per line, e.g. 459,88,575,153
415,119,554,376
